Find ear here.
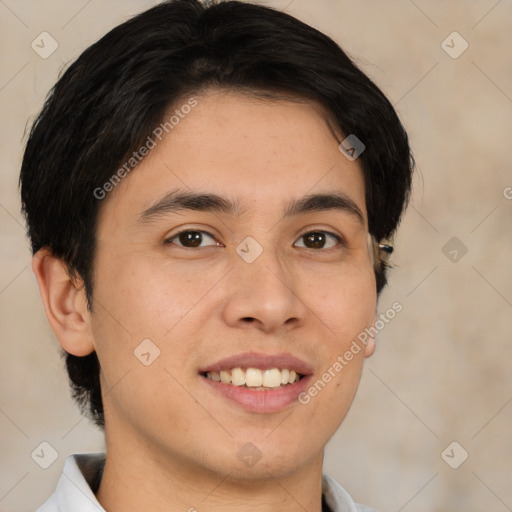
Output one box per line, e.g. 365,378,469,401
363,308,377,358
32,248,95,356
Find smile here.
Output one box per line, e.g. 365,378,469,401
202,367,304,390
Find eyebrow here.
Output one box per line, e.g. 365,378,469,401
283,192,364,224
138,189,364,225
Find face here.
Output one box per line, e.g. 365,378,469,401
90,90,377,481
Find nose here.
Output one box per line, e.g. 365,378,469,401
221,243,307,334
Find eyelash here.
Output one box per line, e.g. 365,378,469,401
164,229,344,250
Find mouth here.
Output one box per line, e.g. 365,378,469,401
198,352,313,413
200,367,306,390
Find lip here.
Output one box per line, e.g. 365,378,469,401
198,351,314,375
198,352,314,414
200,373,313,413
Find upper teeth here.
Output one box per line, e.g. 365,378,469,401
205,368,301,388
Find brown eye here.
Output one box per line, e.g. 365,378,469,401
294,231,340,250
167,230,218,248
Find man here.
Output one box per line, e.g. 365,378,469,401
20,1,413,510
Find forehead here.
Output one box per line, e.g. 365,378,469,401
98,90,367,226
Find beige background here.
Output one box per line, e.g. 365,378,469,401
1,0,511,510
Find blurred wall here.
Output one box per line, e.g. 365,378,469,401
1,1,511,511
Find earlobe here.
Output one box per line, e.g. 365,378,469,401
32,249,95,356
363,309,377,358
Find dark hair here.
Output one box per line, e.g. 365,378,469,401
20,0,413,429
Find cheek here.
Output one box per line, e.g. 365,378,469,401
89,249,222,396
90,253,204,431
304,262,377,341
297,262,375,425
92,247,205,338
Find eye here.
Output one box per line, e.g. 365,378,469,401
165,230,221,248
294,230,342,250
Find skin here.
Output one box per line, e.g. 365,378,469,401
33,89,377,512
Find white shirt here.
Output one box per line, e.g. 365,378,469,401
36,453,377,512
